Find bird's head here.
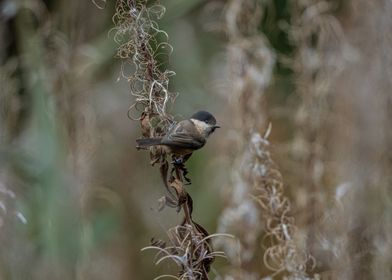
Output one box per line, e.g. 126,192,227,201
190,110,220,138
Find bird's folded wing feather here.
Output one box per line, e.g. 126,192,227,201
161,120,205,149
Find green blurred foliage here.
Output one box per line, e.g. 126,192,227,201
1,0,228,279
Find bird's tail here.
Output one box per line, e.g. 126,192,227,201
136,137,163,149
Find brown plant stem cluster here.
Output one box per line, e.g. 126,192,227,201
250,131,316,279
286,1,392,278
214,0,318,279
215,0,274,277
112,0,224,278
288,0,350,255
309,1,392,278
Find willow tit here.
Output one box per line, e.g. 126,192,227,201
136,111,220,161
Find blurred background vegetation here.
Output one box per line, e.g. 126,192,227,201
1,0,392,279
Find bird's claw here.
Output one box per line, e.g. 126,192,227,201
170,157,192,185
171,157,184,165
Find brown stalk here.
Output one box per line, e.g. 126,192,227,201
110,0,227,278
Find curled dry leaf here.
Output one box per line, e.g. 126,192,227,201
169,178,187,208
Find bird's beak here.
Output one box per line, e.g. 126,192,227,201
214,125,221,129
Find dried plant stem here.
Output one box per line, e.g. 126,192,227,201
111,1,223,278
216,1,275,278
320,1,392,278
289,0,348,234
251,132,316,279
215,0,318,278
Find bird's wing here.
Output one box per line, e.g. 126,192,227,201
161,120,206,150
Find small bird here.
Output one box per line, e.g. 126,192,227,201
136,110,220,163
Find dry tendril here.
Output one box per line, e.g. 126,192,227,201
109,1,226,278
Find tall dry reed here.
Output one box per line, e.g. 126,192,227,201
210,0,317,279
111,1,228,278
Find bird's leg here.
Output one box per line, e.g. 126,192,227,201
171,152,193,165
170,154,192,184
171,156,184,165
170,160,188,184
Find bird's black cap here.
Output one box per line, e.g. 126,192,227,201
191,110,217,125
